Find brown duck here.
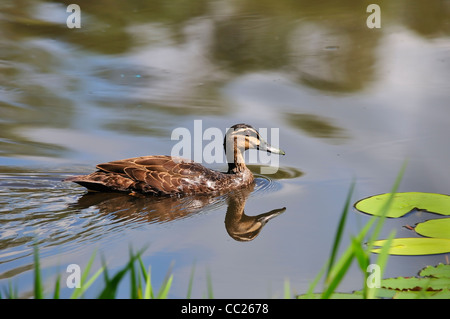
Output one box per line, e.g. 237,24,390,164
65,123,285,196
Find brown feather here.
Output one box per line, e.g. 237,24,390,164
64,124,284,196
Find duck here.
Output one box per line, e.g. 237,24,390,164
64,123,285,196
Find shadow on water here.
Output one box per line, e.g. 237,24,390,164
68,178,286,242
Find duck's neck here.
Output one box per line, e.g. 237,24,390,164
226,148,247,174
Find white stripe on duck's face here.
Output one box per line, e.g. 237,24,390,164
226,126,284,152
225,127,259,163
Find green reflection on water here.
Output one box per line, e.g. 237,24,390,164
1,0,448,161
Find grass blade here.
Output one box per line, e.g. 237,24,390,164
367,161,407,248
321,251,354,299
206,268,214,299
98,248,145,299
186,261,196,299
144,266,153,299
129,250,138,299
367,230,396,299
326,181,355,280
304,261,328,298
71,250,104,299
71,266,104,299
4,280,18,299
53,275,61,299
138,256,154,299
138,256,149,283
33,244,44,299
284,278,291,299
97,251,142,299
157,274,173,299
350,236,370,273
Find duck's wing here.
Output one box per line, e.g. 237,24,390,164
78,155,225,195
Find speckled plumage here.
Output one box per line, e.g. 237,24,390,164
65,124,284,196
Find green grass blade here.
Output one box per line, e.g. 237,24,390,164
97,252,142,299
187,261,196,299
138,256,153,299
80,250,97,286
304,261,328,298
367,230,396,299
144,266,153,299
350,236,369,273
206,268,214,299
53,275,61,299
156,261,174,299
321,251,354,299
138,256,148,282
367,161,407,248
71,266,104,299
129,250,138,299
350,236,370,298
326,181,355,280
284,278,291,299
33,244,44,299
157,274,173,299
326,216,376,283
4,280,18,299
70,250,103,299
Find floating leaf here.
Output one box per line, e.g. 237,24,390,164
419,263,450,279
381,277,450,291
393,289,450,299
297,292,364,299
415,218,450,239
371,238,450,255
354,192,450,218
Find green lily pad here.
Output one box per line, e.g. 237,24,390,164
393,289,450,299
415,218,450,239
419,263,450,279
381,277,450,291
371,238,450,255
354,192,450,218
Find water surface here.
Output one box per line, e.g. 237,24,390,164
1,0,449,298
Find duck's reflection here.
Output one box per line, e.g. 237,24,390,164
224,185,285,241
70,182,285,242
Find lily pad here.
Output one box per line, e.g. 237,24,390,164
381,277,450,291
371,238,450,255
415,218,450,239
393,289,450,299
419,263,450,279
354,192,450,218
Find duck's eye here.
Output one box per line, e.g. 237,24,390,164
244,129,256,137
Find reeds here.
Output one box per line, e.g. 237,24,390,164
300,162,407,299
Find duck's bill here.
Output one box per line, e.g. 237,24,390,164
258,141,285,155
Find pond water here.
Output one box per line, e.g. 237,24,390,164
1,1,449,298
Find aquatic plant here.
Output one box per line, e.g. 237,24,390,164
298,163,450,298
356,192,450,255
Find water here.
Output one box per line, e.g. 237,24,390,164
1,0,449,298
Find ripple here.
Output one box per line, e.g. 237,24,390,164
248,165,304,180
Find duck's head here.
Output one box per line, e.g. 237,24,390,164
224,124,285,171
224,123,285,155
